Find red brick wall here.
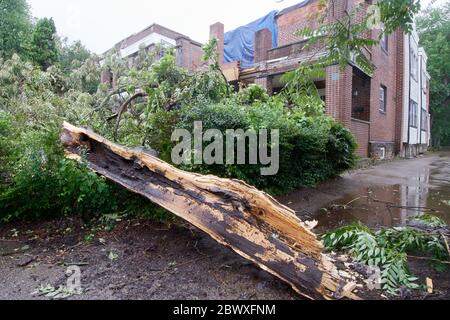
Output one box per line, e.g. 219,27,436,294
255,29,273,63
369,29,398,144
394,30,405,153
351,119,370,157
176,37,203,71
325,64,353,128
276,0,323,46
210,23,225,65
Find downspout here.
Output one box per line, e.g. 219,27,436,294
419,57,423,146
407,34,412,151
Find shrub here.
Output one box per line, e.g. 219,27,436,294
0,49,357,221
238,84,270,105
0,112,15,190
146,97,357,194
0,126,115,221
0,122,172,222
326,121,358,172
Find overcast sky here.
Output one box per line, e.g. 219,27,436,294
27,0,445,54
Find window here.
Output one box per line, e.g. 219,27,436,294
379,25,388,53
379,85,387,113
380,147,386,160
421,109,428,132
380,33,388,52
422,69,427,92
409,100,418,128
410,49,419,81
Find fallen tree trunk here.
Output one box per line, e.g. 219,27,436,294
61,122,360,300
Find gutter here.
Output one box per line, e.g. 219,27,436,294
407,34,412,148
419,56,423,145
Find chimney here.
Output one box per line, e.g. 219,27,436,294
210,22,225,65
254,28,272,63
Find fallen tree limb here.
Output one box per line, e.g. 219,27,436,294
61,122,361,300
113,92,148,141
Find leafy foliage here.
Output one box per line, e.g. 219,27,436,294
0,0,32,59
412,214,447,229
281,64,326,117
237,84,269,105
143,94,356,193
322,219,449,295
377,0,421,33
0,54,168,222
296,0,421,75
0,125,115,221
417,2,450,146
58,39,92,74
29,18,59,70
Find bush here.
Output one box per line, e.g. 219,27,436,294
0,49,357,221
0,120,172,222
327,121,358,172
0,112,15,190
146,97,357,194
0,126,114,221
238,84,270,105
0,56,171,223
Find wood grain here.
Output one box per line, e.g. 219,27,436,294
61,121,360,300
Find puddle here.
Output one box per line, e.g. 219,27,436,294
313,164,450,234
314,184,450,234
281,154,450,234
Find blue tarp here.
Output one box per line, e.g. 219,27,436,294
224,10,279,69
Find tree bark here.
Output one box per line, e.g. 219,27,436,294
61,122,361,300
111,92,147,141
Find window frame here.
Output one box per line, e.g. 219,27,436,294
421,108,428,132
422,69,427,93
410,49,419,81
380,33,388,53
379,85,387,113
409,100,418,128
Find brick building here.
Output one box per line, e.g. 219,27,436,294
101,23,203,84
211,0,431,159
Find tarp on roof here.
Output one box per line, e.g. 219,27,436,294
224,10,278,69
223,0,312,69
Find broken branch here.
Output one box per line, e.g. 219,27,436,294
61,122,363,300
112,92,148,141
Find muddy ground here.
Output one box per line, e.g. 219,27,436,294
0,152,449,300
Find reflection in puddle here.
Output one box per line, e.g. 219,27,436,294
314,165,450,234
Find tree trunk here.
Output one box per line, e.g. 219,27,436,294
61,122,361,300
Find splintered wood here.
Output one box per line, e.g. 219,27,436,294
61,122,360,300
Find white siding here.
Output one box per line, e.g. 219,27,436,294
402,28,430,147
120,33,176,58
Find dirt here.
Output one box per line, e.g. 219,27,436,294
0,219,296,300
0,152,449,300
